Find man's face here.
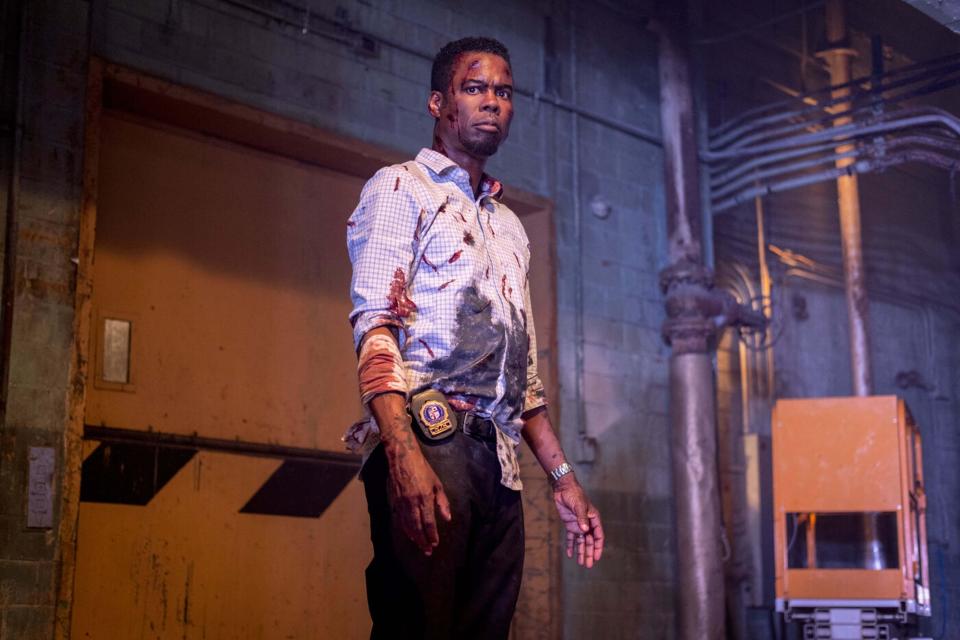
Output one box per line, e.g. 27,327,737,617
430,52,514,159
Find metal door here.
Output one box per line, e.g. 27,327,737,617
73,111,369,639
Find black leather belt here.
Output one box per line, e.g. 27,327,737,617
457,412,498,442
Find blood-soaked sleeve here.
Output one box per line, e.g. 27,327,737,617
347,167,419,350
523,279,548,414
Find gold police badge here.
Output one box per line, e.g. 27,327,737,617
410,389,455,441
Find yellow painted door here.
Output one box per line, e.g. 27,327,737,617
73,112,370,639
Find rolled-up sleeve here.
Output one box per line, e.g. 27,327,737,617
522,279,548,414
347,167,419,350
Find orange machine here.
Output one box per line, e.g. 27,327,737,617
772,396,930,637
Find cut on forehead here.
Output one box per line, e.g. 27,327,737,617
430,36,512,92
455,52,512,78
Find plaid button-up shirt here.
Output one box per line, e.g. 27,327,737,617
347,148,547,490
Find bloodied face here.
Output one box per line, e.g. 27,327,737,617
429,52,514,159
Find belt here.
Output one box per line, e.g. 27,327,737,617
456,412,498,442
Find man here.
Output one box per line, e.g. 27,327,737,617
345,36,603,639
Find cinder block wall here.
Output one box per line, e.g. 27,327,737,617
0,0,90,637
0,1,674,638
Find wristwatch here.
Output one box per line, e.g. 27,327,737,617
549,462,574,485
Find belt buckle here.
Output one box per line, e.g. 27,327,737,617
461,413,495,441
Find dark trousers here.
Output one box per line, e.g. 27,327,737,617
361,429,524,640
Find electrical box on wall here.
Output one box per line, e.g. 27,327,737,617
772,396,930,635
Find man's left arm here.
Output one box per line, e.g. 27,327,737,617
521,407,604,568
520,281,604,568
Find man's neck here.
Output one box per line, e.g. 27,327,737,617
432,139,486,198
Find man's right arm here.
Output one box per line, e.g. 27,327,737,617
363,327,452,556
346,169,452,555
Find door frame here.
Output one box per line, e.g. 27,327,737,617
57,58,559,639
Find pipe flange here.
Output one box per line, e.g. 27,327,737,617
659,260,714,294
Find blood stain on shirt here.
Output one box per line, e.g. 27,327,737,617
485,266,490,279
421,254,438,272
414,208,425,240
501,274,508,297
387,267,417,318
346,220,356,227
439,279,456,290
457,210,467,223
448,250,463,263
513,253,521,268
393,176,400,191
418,338,436,358
463,230,475,246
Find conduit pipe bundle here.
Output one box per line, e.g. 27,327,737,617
704,51,960,213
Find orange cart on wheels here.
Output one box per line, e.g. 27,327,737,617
772,396,931,640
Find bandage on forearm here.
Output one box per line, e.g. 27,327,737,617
357,332,408,406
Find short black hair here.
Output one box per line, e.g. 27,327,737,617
431,37,511,93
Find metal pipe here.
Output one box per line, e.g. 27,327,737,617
709,51,960,140
712,159,869,213
755,197,775,397
823,0,872,398
713,143,960,201
703,108,960,162
709,131,960,189
670,352,725,640
711,148,960,213
715,106,960,158
712,148,859,200
710,61,960,149
653,15,726,639
569,2,588,451
657,25,703,266
710,139,848,188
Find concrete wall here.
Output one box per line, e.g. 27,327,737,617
0,1,673,638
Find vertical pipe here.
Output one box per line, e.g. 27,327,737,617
670,353,725,640
755,196,775,398
657,27,702,267
822,0,873,398
654,13,726,640
569,0,587,449
821,0,883,570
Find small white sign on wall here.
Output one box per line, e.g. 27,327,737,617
27,446,55,529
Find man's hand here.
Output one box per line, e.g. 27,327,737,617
553,475,604,568
384,439,452,556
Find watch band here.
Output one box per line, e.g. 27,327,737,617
549,462,574,484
